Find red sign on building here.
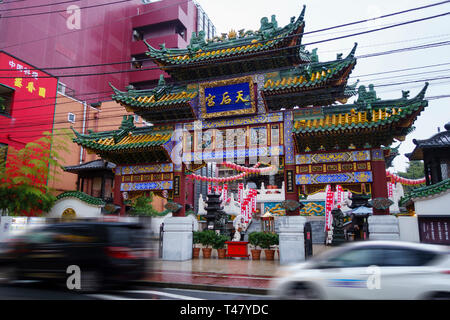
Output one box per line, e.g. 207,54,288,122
0,51,58,151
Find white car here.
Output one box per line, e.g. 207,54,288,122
271,241,450,300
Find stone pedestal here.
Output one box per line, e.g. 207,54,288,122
368,215,400,240
277,216,306,265
162,217,193,261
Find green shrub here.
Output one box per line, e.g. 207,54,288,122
259,232,279,249
193,231,201,247
212,233,230,250
248,232,262,249
198,230,217,248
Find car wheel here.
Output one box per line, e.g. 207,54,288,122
79,270,102,293
287,282,321,300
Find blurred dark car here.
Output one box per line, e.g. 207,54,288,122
0,222,150,292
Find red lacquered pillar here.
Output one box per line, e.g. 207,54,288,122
371,148,389,215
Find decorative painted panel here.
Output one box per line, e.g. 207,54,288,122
183,112,283,130
296,161,371,174
371,148,384,161
118,163,173,175
182,146,284,163
296,150,371,165
296,171,373,185
120,180,173,192
263,202,286,216
284,111,295,165
299,201,325,216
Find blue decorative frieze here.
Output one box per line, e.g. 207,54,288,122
296,171,373,185
118,163,173,175
296,150,371,165
120,180,174,192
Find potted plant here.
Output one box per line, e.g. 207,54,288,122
192,231,201,258
260,232,278,260
248,232,262,260
212,233,229,259
199,230,216,258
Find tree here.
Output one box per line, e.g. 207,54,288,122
397,160,425,193
129,192,169,217
397,160,424,180
0,130,70,216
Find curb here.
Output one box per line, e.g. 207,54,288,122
133,280,269,295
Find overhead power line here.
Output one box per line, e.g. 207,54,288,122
2,37,450,80
1,0,449,70
0,0,81,12
0,0,133,19
0,74,444,133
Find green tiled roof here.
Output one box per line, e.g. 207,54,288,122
57,191,106,206
262,43,357,92
111,81,197,110
110,76,197,122
293,83,429,135
399,178,450,207
292,83,429,151
146,6,307,66
71,116,174,164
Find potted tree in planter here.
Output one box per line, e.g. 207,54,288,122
199,230,216,258
260,232,278,260
192,231,201,258
212,233,229,259
248,232,262,260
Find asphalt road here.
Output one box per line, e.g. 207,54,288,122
0,281,271,300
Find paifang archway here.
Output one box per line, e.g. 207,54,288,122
72,5,429,220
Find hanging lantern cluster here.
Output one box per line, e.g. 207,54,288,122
386,170,426,186
187,161,277,183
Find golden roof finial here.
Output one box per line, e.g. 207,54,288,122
228,29,237,39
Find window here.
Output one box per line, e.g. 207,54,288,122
0,84,14,116
68,112,76,123
326,248,385,268
132,29,143,41
381,248,438,267
57,82,67,95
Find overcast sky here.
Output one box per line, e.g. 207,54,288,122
195,0,450,173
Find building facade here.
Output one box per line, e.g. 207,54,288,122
0,51,58,159
0,0,216,102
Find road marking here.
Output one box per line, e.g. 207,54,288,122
124,290,204,300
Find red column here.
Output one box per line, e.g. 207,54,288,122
172,163,186,217
113,170,125,216
284,164,300,216
371,149,389,215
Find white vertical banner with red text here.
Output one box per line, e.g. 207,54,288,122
324,185,335,231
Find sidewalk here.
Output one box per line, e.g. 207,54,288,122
139,245,332,295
